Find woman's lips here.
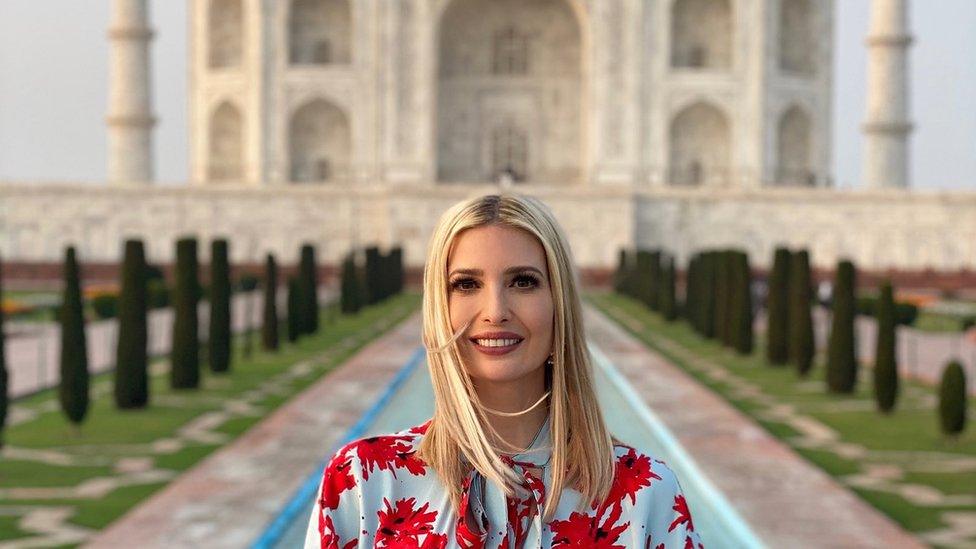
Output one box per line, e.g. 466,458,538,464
471,339,523,356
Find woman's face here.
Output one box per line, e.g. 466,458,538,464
447,223,555,386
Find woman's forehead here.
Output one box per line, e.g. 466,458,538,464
447,224,547,271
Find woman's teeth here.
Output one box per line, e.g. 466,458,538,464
475,338,521,347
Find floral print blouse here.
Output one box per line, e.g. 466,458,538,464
304,416,703,548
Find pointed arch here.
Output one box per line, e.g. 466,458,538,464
209,0,244,69
671,0,732,69
209,102,244,182
288,99,350,182
668,102,731,185
776,105,813,186
288,0,351,65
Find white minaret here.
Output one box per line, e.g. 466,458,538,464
863,0,913,189
107,0,156,183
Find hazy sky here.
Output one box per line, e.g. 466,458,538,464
0,1,973,189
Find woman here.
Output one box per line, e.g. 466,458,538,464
305,194,702,548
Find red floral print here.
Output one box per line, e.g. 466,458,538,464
354,435,427,480
307,422,703,548
320,452,356,510
669,494,695,533
375,497,441,547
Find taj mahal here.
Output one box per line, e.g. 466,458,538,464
1,0,974,278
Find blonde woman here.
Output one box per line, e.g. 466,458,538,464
305,194,702,548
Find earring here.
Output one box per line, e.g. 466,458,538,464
545,353,554,367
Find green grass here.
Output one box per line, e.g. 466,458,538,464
589,291,975,539
915,311,970,333
0,461,116,488
0,293,419,542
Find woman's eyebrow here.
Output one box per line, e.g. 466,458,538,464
448,266,545,278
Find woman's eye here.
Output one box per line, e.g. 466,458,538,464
450,278,477,291
513,274,540,288
449,274,539,292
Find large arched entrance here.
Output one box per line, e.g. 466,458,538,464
436,0,584,183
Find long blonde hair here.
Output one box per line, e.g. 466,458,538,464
416,193,615,521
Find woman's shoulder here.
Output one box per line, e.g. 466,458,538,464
326,420,433,482
609,442,688,507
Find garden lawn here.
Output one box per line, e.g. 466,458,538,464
589,292,975,546
0,292,419,544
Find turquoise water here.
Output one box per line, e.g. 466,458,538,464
261,345,763,548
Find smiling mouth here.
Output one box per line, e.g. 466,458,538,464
469,337,524,355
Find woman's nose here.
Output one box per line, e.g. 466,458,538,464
481,285,510,323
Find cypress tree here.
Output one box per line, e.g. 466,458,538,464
684,255,698,327
262,254,279,351
208,239,231,374
648,250,662,311
391,246,404,295
340,252,363,314
660,255,678,321
789,250,815,377
874,280,899,413
731,251,754,355
827,260,858,393
613,249,627,294
713,250,731,345
115,239,149,409
59,246,90,426
938,361,968,436
364,246,381,305
0,254,8,447
299,244,319,334
171,238,200,390
700,252,716,339
287,276,302,342
766,247,791,365
635,250,653,308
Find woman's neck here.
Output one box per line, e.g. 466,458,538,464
474,372,549,453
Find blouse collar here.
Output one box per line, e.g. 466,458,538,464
500,414,552,470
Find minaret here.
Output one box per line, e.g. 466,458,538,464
107,0,156,183
863,0,913,189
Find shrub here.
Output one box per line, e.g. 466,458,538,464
262,254,279,351
857,296,918,326
766,248,791,366
171,238,200,390
208,239,232,374
938,361,968,436
59,246,90,426
827,260,858,394
91,294,119,320
115,239,149,409
874,281,898,413
147,279,170,309
789,250,815,377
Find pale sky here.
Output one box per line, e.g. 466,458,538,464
0,1,973,190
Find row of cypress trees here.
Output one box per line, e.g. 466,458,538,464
34,239,336,430
614,248,678,321
341,245,404,315
685,249,754,355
